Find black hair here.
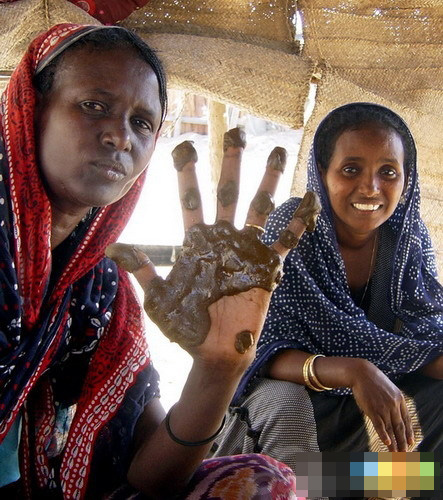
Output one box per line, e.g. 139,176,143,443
33,27,168,125
314,103,415,175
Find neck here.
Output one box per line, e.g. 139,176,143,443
337,226,379,292
51,205,91,250
335,226,378,250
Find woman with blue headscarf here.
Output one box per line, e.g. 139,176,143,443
214,103,443,469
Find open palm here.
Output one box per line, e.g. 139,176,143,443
107,128,321,367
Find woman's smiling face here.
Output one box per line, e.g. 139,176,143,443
321,122,405,240
35,45,163,214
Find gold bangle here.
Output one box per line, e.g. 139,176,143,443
302,354,323,391
308,354,333,391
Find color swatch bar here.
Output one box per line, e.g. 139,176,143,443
294,452,441,498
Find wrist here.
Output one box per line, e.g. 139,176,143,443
315,356,374,389
189,358,245,392
173,362,240,432
343,358,376,387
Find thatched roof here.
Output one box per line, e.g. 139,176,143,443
1,0,443,272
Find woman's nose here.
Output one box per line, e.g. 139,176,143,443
101,119,132,152
358,173,380,197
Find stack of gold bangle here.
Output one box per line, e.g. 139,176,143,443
302,354,333,391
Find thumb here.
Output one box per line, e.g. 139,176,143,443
105,243,158,291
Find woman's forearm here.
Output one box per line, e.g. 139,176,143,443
266,348,371,389
420,354,443,379
266,348,414,452
128,361,244,498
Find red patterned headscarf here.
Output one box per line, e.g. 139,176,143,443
0,23,156,498
68,0,151,24
0,0,151,24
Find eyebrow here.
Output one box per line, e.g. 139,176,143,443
89,88,161,122
379,158,401,165
342,156,400,165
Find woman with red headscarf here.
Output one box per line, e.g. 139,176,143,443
0,23,310,499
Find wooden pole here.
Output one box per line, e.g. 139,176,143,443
208,99,227,198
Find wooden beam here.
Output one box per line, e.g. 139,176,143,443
208,99,227,197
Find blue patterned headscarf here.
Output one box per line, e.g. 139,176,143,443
235,103,443,399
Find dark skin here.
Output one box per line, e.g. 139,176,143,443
125,139,314,497
35,44,316,498
266,123,443,453
35,46,162,249
421,355,443,379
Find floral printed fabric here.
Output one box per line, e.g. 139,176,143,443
107,454,303,500
185,454,300,500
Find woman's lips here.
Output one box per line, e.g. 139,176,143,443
93,160,127,181
352,203,382,211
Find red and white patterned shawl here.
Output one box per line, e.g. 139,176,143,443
0,23,151,498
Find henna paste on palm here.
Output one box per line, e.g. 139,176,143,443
107,221,282,349
143,221,282,348
107,190,321,352
235,331,255,354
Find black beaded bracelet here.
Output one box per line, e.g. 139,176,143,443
165,405,226,447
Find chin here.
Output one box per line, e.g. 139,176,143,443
358,223,383,234
83,189,128,208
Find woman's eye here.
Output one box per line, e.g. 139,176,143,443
380,167,398,178
80,101,106,112
132,117,152,132
342,165,358,175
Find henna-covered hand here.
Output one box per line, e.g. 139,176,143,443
106,128,321,359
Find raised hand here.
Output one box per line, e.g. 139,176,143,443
106,128,321,365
